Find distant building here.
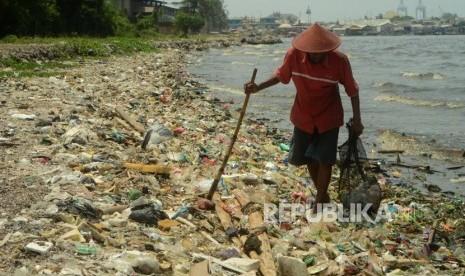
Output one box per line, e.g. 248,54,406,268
228,18,242,30
158,4,177,24
112,0,173,19
376,21,395,34
259,16,279,29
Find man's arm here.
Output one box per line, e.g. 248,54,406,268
244,76,280,94
350,95,364,136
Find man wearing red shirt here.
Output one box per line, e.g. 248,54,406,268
245,23,364,208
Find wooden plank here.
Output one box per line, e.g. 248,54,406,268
248,211,277,276
233,191,277,276
115,107,145,133
232,189,251,208
212,193,242,248
123,163,171,175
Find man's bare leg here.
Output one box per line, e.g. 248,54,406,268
308,163,332,203
307,163,319,185
316,164,332,204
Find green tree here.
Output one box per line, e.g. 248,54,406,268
56,0,116,36
175,12,204,36
0,0,59,37
174,0,227,32
200,0,227,32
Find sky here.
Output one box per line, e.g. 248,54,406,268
223,0,465,21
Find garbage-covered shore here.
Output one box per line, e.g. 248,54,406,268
1,39,464,275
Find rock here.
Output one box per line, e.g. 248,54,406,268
25,241,53,255
223,258,259,272
278,255,309,276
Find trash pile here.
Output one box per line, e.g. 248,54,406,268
0,41,464,275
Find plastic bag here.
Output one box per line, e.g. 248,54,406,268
338,120,381,214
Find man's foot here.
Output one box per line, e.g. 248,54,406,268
311,193,331,214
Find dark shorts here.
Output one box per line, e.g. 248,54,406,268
288,127,339,166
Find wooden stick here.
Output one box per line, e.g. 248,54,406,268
207,69,258,200
123,163,171,175
378,150,405,154
115,107,145,133
200,230,221,245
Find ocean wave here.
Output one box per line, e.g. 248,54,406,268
273,50,286,55
401,72,446,80
208,84,244,95
231,61,254,66
375,94,465,109
439,62,459,68
372,81,397,88
372,81,416,92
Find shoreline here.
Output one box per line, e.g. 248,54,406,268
0,40,464,274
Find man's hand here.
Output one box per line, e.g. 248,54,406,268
244,81,259,94
352,119,364,137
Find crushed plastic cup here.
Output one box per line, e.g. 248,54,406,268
76,244,97,255
279,143,290,152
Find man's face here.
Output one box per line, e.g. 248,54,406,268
308,53,328,64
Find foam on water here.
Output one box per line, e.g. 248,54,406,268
231,61,254,66
375,94,465,109
208,84,244,95
401,72,446,80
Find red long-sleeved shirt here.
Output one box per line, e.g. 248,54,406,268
274,47,359,134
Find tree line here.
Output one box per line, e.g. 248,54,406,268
0,0,228,38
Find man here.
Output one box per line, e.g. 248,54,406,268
244,23,363,209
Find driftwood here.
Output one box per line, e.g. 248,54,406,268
101,205,128,215
232,189,277,276
212,193,242,248
378,150,405,154
123,163,171,175
115,107,145,133
423,220,439,256
389,162,441,173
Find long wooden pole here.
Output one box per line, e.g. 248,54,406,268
207,68,258,200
